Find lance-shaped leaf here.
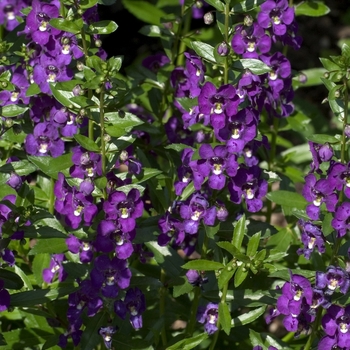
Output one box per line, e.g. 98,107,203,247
80,312,109,350
1,104,28,117
232,59,271,75
0,269,24,289
231,306,266,327
190,41,216,63
182,259,224,271
219,302,232,335
231,0,265,13
266,191,307,210
49,18,83,34
232,214,246,250
88,20,118,35
122,0,166,25
74,134,100,152
295,1,330,17
167,333,208,350
247,231,261,257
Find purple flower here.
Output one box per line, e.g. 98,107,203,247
302,174,337,220
90,255,132,298
257,0,295,36
0,279,10,312
0,194,16,235
186,270,208,288
0,0,29,31
332,202,350,237
70,146,102,179
228,166,268,212
231,23,271,58
25,122,65,157
103,189,144,232
24,0,60,45
114,287,146,329
179,193,216,234
142,52,170,73
175,148,195,196
297,220,325,259
33,54,73,94
216,107,258,153
66,235,94,263
197,302,218,335
328,161,350,197
198,82,239,131
158,212,185,247
115,146,142,175
316,266,350,295
95,220,135,260
98,326,116,349
309,142,333,173
191,144,238,190
42,254,67,283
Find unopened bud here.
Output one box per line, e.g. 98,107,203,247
73,84,82,96
77,61,84,71
104,134,111,142
195,0,203,8
345,124,350,138
1,81,7,88
77,9,83,15
298,73,307,84
244,15,254,27
323,72,330,79
335,89,341,98
4,118,13,128
203,12,214,25
217,41,229,57
95,39,102,48
79,108,86,116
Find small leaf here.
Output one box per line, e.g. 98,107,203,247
218,265,236,290
233,59,271,75
204,0,224,11
190,41,216,63
167,333,208,350
0,269,24,289
88,20,118,34
231,0,265,13
307,134,340,144
173,279,193,297
232,214,246,249
49,18,82,34
122,0,166,25
25,83,41,97
74,134,100,152
28,238,67,255
1,104,28,117
216,242,250,263
182,259,224,271
234,264,248,287
219,303,231,335
247,231,261,258
266,191,307,210
165,144,194,152
295,1,330,17
231,306,266,327
79,0,98,9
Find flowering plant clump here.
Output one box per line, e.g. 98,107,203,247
0,0,346,349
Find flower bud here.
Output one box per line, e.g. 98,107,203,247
345,124,350,138
1,81,7,88
77,61,84,71
95,39,102,48
203,12,214,25
298,73,307,84
4,118,13,128
244,15,253,27
104,134,111,142
73,85,82,96
323,71,330,79
217,41,229,57
335,89,341,98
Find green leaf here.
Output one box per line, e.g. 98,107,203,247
295,1,330,17
218,266,236,290
1,104,28,117
234,264,248,287
307,134,339,144
165,143,194,152
182,259,224,271
13,265,33,290
0,160,37,176
74,134,100,152
219,303,231,335
80,312,108,350
216,241,250,263
321,77,345,119
233,59,271,75
167,333,208,350
322,212,334,236
32,254,51,285
25,83,41,97
146,242,183,278
122,0,166,25
88,20,118,35
50,82,80,108
247,231,261,257
204,0,224,11
266,191,307,210
0,269,24,289
139,24,163,37
231,0,265,13
205,223,220,238
320,57,341,71
29,238,67,255
225,289,277,307
49,18,82,34
79,0,98,9
173,279,193,297
10,285,77,307
249,329,264,348
268,268,315,280
27,153,73,180
231,306,266,327
293,68,326,88
232,214,246,249
179,181,195,201
105,112,144,137
190,41,215,63
98,0,116,4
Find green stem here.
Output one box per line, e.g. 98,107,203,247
185,287,201,337
176,10,192,67
223,1,230,85
48,178,55,215
160,269,167,347
304,307,323,350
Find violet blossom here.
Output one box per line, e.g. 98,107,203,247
197,302,219,335
42,254,67,283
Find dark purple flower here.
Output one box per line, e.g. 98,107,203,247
297,220,325,259
216,107,258,153
0,194,16,235
309,142,333,173
186,269,208,288
0,0,28,31
198,82,239,131
191,144,238,190
24,0,60,45
228,166,268,212
103,189,144,232
33,54,73,94
25,122,65,157
328,161,350,198
197,302,218,335
237,70,262,100
98,326,116,349
316,266,350,295
1,248,15,266
257,0,295,36
142,52,170,73
0,279,10,311
158,212,185,247
95,220,135,260
90,255,132,298
333,202,350,237
115,146,142,175
302,174,337,220
70,146,102,179
66,235,94,263
50,106,79,137
179,193,216,234
175,148,195,196
231,23,271,58
42,254,67,283
114,287,146,329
